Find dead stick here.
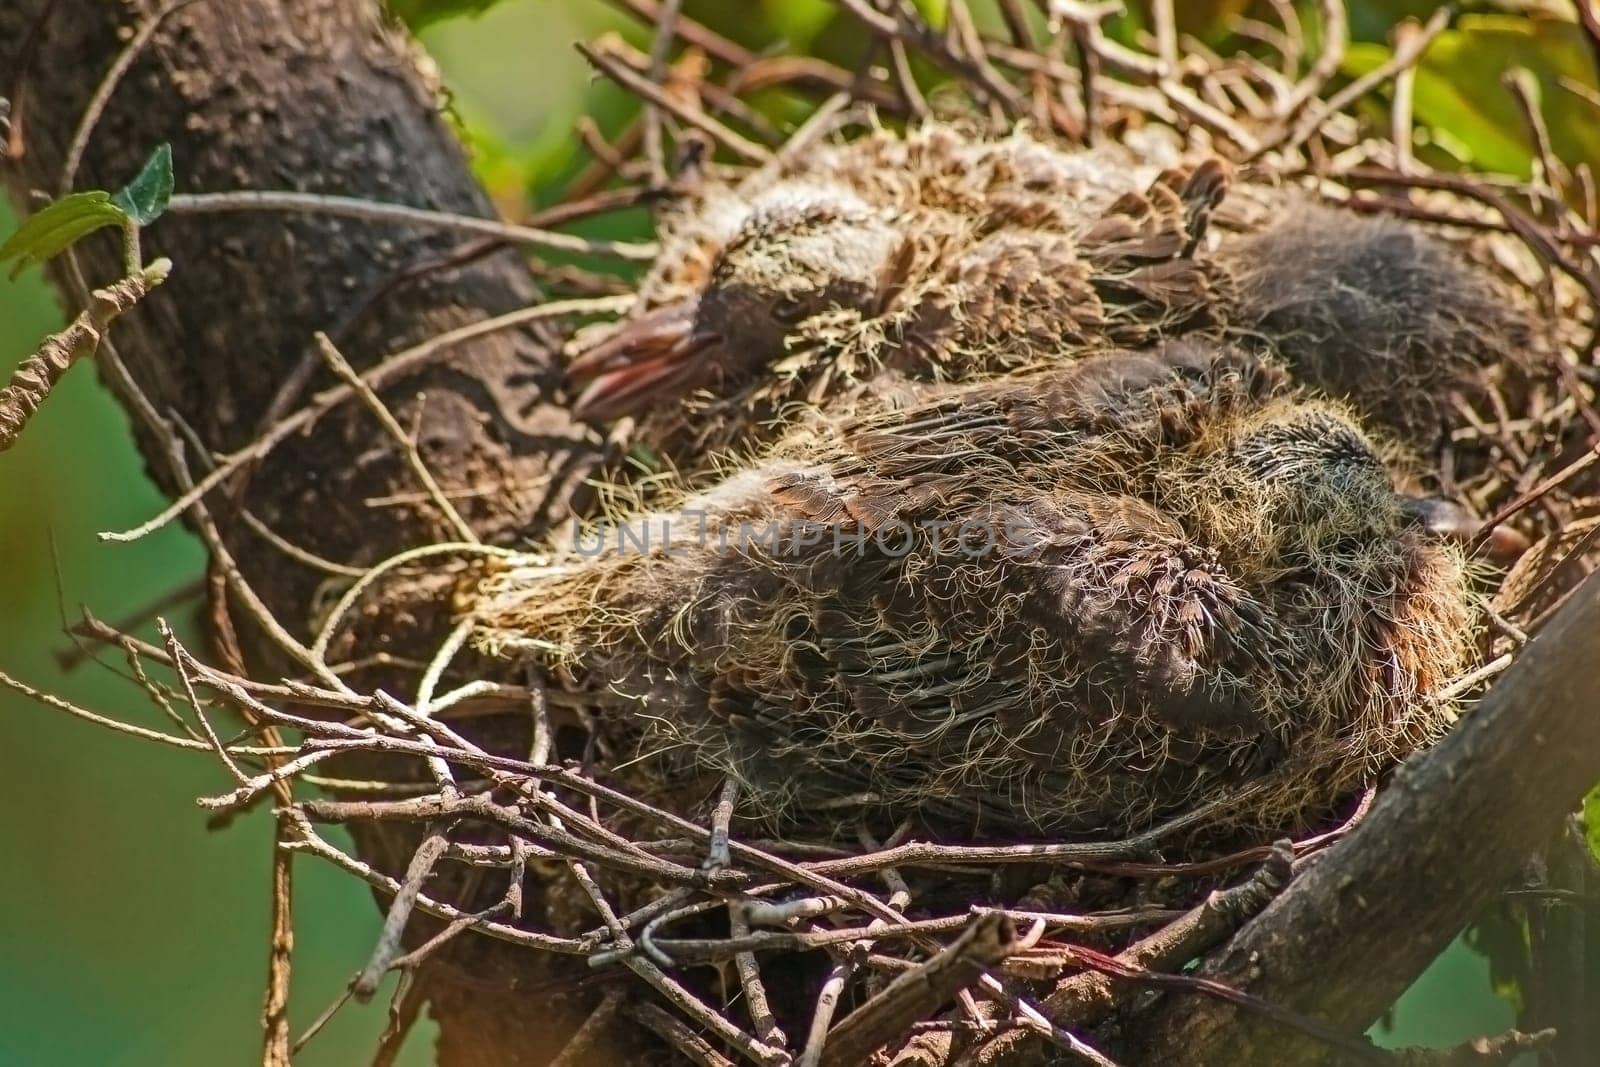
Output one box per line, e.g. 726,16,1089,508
1276,5,1449,157
548,990,626,1067
354,825,451,1000
968,845,1293,1067
577,39,771,164
636,1001,737,1067
819,912,1017,1067
0,259,169,452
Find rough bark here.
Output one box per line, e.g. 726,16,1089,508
1,1,605,1062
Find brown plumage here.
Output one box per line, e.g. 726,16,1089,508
1217,202,1538,447
567,127,1228,461
477,343,1477,838
566,126,1532,468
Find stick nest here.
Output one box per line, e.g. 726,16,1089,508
20,3,1600,1065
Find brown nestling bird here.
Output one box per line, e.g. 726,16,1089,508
567,127,1230,465
476,342,1478,838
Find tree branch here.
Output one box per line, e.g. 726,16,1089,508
1137,569,1600,1064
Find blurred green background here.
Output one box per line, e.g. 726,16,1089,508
2,0,1592,1062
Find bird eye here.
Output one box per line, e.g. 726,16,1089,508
772,294,809,325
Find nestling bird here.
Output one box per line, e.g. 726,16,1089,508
566,126,1531,468
477,342,1478,837
567,126,1230,463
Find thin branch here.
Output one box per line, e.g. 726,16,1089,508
0,663,280,754
635,1001,737,1067
641,0,682,185
890,37,931,119
102,294,632,544
354,825,452,1001
1577,0,1600,84
1275,6,1449,158
835,0,1023,116
310,542,514,663
728,904,787,1051
1393,1029,1555,1066
820,912,1016,1067
0,259,170,452
578,38,772,164
369,973,425,1067
604,0,754,67
548,990,627,1067
1390,20,1419,172
968,845,1294,1065
167,191,656,260
161,619,249,785
160,434,348,688
238,509,368,579
1281,0,1348,116
800,952,860,1067
1151,0,1177,79
1504,67,1569,194
313,332,477,543
262,817,295,1067
279,809,585,954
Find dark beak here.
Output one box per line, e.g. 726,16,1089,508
1400,495,1530,562
566,300,718,421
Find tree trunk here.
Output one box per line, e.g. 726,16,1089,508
1,1,607,1062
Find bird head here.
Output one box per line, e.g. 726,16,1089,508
1196,396,1529,575
1222,404,1401,563
1195,402,1503,573
568,182,903,420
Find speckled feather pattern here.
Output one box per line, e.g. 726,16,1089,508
477,344,1477,838
570,126,1233,467
568,124,1534,472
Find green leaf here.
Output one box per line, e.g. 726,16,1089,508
1344,15,1600,180
1583,783,1600,863
762,0,834,49
1345,41,1534,176
0,191,128,279
912,0,948,27
109,143,174,226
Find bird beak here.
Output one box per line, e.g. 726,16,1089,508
1399,495,1530,562
567,300,719,421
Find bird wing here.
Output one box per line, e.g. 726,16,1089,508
1082,159,1229,261
768,344,1286,524
1078,159,1230,341
1024,494,1280,739
763,437,1282,744
685,482,1280,835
